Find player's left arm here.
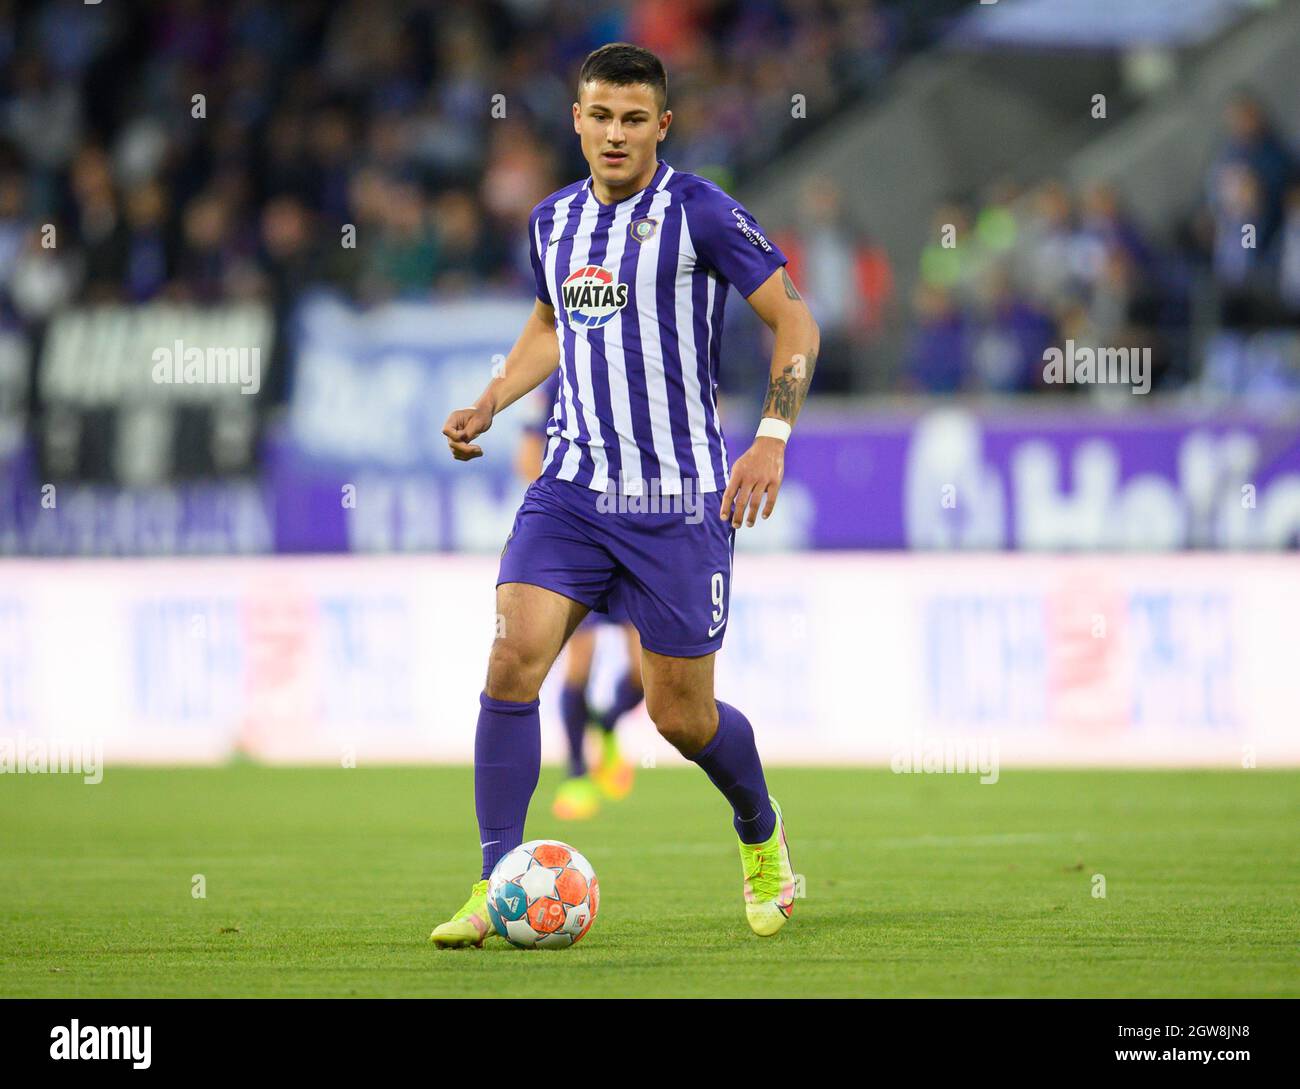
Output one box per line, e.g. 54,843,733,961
719,266,820,528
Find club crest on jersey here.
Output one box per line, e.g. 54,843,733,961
561,264,629,328
629,217,658,244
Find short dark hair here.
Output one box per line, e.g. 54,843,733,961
577,43,667,113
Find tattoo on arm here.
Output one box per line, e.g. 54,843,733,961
781,268,801,301
762,347,816,422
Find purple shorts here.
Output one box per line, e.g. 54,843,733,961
497,476,735,657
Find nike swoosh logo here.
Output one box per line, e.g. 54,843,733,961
707,619,727,637
480,840,499,849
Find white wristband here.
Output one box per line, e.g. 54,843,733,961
756,417,792,444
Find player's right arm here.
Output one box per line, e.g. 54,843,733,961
442,299,559,461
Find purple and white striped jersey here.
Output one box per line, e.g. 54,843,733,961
527,159,787,495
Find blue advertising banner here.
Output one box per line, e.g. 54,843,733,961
3,296,1297,553
270,293,535,553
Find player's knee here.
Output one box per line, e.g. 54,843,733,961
646,693,716,754
484,639,547,703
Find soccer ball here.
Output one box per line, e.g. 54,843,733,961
486,840,599,949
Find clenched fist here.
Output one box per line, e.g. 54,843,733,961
442,405,494,461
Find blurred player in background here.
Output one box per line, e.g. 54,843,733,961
432,43,818,946
514,371,642,821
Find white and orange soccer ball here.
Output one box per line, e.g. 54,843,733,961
486,840,600,949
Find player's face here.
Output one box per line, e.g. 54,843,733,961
573,81,670,199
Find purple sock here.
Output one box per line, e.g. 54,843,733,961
598,672,644,733
475,692,541,880
559,683,588,777
690,701,776,844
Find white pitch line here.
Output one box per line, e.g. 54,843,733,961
594,832,1086,856
876,832,1084,849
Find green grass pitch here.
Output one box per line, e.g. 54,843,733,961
1,764,1296,997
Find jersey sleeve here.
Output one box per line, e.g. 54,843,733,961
528,207,552,305
687,184,788,298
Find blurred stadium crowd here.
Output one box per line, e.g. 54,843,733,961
0,0,1296,397
0,0,942,342
902,92,1300,399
